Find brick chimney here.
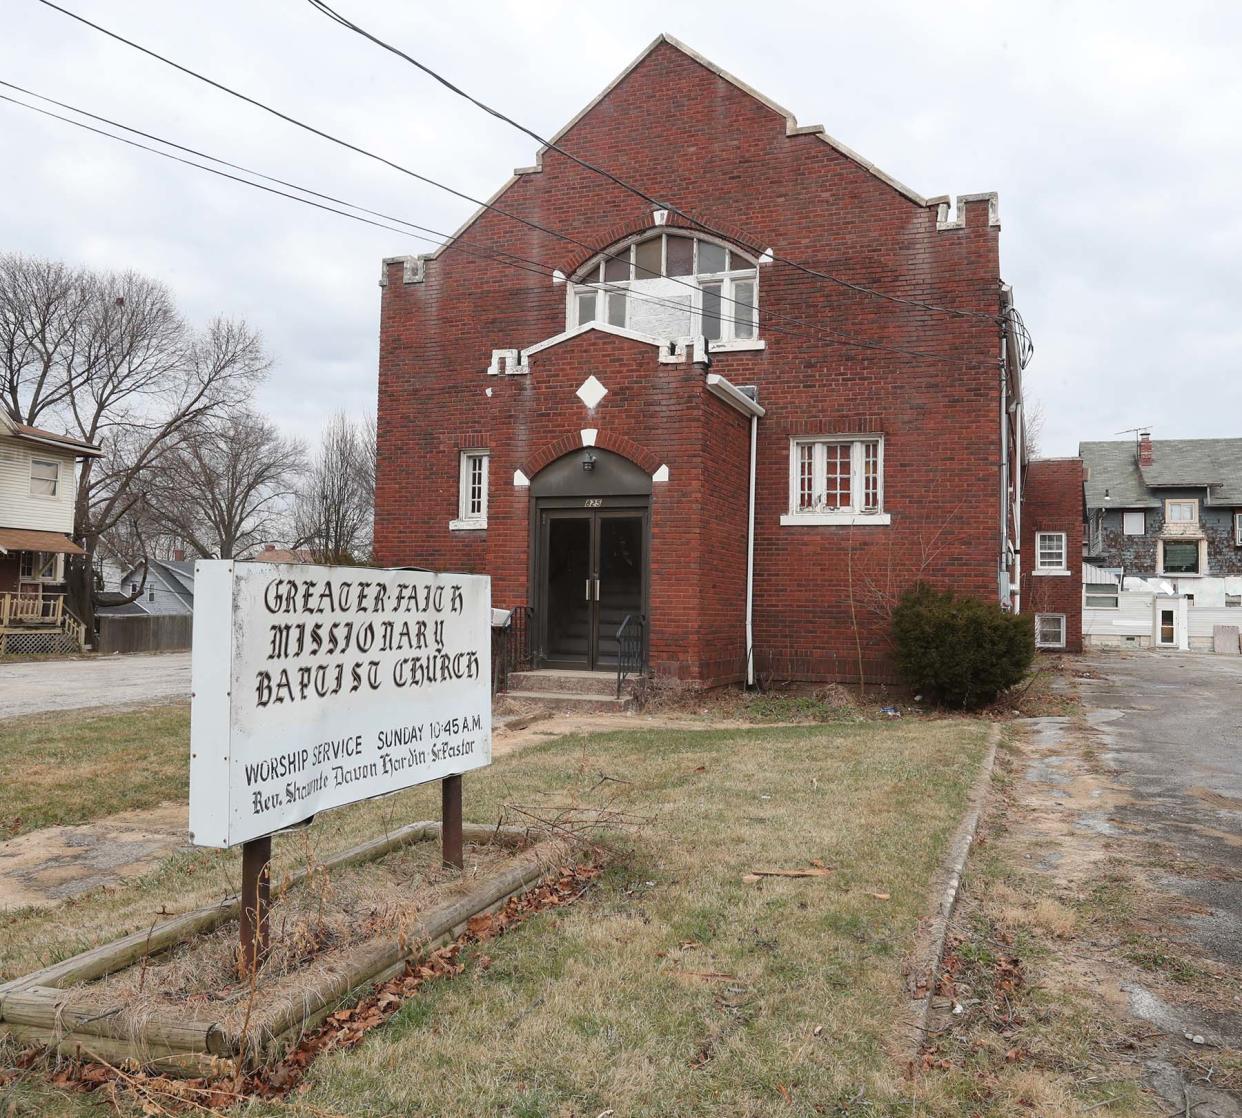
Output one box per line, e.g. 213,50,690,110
1138,430,1153,467
173,548,186,562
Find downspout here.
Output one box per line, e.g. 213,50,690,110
746,411,758,687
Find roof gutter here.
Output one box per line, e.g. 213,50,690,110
705,372,766,418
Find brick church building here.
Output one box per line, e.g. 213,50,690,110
374,35,1050,686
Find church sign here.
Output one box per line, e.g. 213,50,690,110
189,561,492,850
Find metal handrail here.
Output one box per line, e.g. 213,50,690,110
616,613,645,698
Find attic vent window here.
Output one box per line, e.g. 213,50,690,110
570,232,759,345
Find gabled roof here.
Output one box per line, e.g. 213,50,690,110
0,411,103,457
417,34,968,267
1080,438,1242,508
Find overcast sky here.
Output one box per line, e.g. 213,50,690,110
3,0,1240,457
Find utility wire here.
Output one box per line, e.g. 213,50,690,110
306,0,1006,326
33,0,1003,369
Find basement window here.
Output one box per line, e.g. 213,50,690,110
780,437,888,525
450,450,488,531
1035,613,1066,649
1035,532,1068,573
569,232,760,347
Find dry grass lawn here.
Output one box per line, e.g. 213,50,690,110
1,712,993,1117
0,705,189,838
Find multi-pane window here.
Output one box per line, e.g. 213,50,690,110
455,450,488,527
1035,614,1066,649
1035,532,1067,571
1084,582,1119,609
1165,499,1198,525
30,458,59,497
789,437,883,516
570,232,759,344
19,551,61,582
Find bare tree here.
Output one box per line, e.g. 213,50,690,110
291,412,375,564
145,407,305,559
0,253,269,632
1023,397,1046,460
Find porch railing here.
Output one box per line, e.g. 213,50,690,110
0,591,64,628
616,614,645,698
492,605,534,693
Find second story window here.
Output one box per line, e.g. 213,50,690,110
1035,532,1068,572
1165,499,1198,525
570,232,759,345
30,458,59,497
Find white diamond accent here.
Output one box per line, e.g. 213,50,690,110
576,375,607,410
652,464,669,483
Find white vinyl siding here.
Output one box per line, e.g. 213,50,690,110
0,436,77,533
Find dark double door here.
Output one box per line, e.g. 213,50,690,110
539,508,645,670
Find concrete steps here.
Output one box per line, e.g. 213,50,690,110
501,669,634,714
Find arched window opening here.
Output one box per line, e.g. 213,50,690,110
569,231,759,345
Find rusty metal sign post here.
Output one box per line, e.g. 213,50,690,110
441,773,464,870
239,835,272,976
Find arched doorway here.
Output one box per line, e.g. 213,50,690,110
530,447,650,670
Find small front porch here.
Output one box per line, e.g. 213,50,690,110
0,529,89,655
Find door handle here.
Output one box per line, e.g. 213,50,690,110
594,578,601,600
584,579,592,602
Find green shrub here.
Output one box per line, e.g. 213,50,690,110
890,582,1035,709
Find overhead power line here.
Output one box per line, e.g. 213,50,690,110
306,0,1005,326
25,2,1004,369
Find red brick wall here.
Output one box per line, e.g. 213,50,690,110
374,40,1007,684
1021,458,1085,653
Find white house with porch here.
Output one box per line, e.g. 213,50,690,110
0,411,101,653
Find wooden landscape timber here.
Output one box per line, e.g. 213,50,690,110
0,821,569,1076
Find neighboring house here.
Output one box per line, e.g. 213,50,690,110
1080,432,1242,651
0,411,102,652
1020,459,1086,654
248,544,318,563
100,556,196,617
373,35,1032,686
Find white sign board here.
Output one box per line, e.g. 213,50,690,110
189,561,491,848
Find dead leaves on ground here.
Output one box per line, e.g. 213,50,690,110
23,862,602,1113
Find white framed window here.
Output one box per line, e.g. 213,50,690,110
1165,498,1198,525
1158,538,1202,575
780,436,888,525
1035,532,1068,573
1084,582,1119,609
569,232,760,347
19,551,63,582
1234,511,1242,546
1035,613,1066,649
30,457,59,497
450,450,488,531
1123,510,1146,536
1227,595,1241,608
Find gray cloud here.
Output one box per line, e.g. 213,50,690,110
3,0,1239,455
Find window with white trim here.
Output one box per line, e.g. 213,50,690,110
1035,532,1067,571
1122,510,1145,536
1084,582,1119,609
30,458,59,497
569,232,759,345
1035,613,1066,649
1227,594,1241,608
19,551,62,582
1165,498,1198,525
1234,511,1242,546
1159,539,1201,575
452,450,488,529
784,437,884,522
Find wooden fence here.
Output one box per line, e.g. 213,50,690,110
96,613,193,655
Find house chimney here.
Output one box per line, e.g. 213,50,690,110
1138,430,1153,467
264,543,275,552
173,548,186,562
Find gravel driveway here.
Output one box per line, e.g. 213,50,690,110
0,652,191,719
